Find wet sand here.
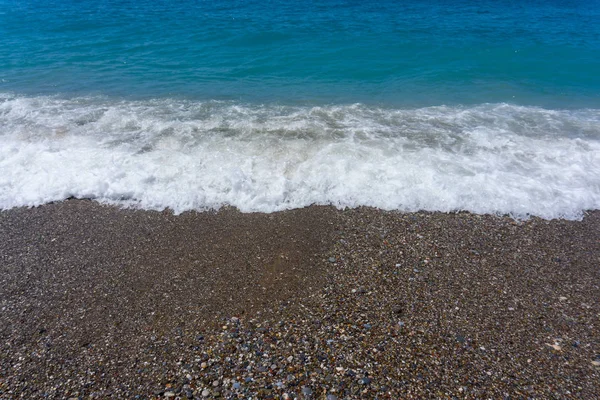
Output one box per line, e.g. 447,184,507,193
1,201,599,399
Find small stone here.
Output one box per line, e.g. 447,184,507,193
327,395,338,400
232,382,241,390
592,361,600,367
212,380,220,387
559,296,568,301
200,362,207,369
301,386,313,396
359,377,372,385
164,392,175,398
287,356,293,362
546,343,562,351
328,257,336,263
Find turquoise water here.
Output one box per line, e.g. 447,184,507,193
1,0,600,218
2,0,599,107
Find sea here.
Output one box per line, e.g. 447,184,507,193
1,0,599,219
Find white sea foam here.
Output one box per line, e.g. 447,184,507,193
1,94,599,219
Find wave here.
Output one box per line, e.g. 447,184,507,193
1,94,599,219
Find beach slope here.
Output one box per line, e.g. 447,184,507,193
1,201,599,398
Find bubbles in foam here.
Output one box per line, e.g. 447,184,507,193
1,94,599,219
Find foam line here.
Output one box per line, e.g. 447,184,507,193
1,95,599,219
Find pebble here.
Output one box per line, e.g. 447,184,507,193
201,389,210,397
328,257,336,263
546,343,562,351
359,377,372,385
232,382,241,390
301,386,313,396
327,395,338,400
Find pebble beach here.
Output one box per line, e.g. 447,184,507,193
1,200,599,399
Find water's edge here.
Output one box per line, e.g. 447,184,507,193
1,95,599,220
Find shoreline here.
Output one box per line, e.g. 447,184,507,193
1,200,599,398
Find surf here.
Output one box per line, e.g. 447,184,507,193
1,94,599,219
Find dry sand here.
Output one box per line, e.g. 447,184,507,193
1,200,599,399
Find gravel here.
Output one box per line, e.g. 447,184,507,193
1,200,599,399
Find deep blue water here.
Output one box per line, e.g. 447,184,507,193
1,0,600,107
1,0,600,218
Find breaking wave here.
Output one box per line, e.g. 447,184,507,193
1,94,599,219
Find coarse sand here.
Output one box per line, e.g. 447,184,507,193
1,200,599,399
